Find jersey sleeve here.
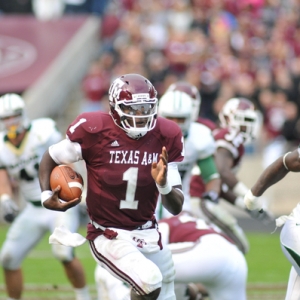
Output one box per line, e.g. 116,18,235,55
213,128,240,159
197,156,219,183
169,131,184,163
191,123,216,160
66,112,104,150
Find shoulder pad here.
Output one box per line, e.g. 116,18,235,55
156,117,182,138
31,118,61,143
67,111,108,136
189,122,215,158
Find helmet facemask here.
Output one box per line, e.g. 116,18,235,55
1,114,25,139
158,90,193,137
0,93,29,139
219,98,259,144
167,82,201,122
230,111,258,143
108,74,158,139
114,99,158,139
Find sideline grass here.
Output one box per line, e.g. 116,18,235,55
0,225,291,299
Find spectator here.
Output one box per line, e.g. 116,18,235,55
78,0,300,153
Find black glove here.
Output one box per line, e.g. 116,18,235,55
245,208,275,225
202,191,219,204
1,197,19,223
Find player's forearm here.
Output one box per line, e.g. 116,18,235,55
161,186,184,215
39,150,58,191
251,157,289,196
204,177,221,196
0,169,14,196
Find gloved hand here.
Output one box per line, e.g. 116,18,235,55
202,190,219,204
245,208,275,225
244,189,262,210
1,194,19,223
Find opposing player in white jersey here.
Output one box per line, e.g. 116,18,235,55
156,90,221,219
0,94,91,300
244,146,300,300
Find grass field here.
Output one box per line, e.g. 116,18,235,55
0,224,291,299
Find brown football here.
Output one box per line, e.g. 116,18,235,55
50,165,84,202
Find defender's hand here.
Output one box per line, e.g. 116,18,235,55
244,189,262,211
1,195,19,223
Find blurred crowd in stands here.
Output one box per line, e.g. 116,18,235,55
80,0,300,168
1,0,300,164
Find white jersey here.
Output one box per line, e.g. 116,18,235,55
156,122,216,219
0,118,62,202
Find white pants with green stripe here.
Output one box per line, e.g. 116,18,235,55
280,204,300,300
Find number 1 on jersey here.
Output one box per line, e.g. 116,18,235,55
120,167,139,209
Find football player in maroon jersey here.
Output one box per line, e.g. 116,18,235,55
164,82,248,252
199,97,275,253
38,74,185,300
159,212,247,300
94,211,248,300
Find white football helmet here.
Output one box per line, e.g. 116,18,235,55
158,90,193,136
108,74,158,140
167,81,201,122
219,97,260,143
0,93,29,139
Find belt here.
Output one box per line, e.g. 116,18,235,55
136,219,157,230
90,218,157,231
90,220,106,231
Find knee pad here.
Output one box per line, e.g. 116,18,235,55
0,248,23,270
134,259,163,294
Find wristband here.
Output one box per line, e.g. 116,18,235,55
41,190,53,206
244,189,261,210
0,194,11,202
233,182,248,198
283,152,291,170
156,182,172,195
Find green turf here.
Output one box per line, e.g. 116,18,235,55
0,224,95,285
245,232,290,283
0,225,291,299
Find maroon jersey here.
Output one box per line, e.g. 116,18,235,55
212,127,245,169
197,117,217,131
189,126,245,197
66,111,184,235
159,213,233,244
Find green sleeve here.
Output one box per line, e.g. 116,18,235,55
197,155,219,183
